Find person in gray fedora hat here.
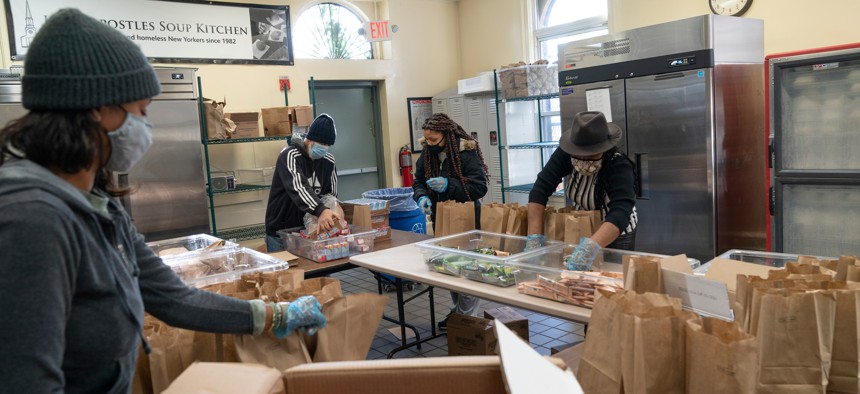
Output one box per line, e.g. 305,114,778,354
524,111,638,268
0,9,324,393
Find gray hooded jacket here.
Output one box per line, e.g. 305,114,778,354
0,160,254,394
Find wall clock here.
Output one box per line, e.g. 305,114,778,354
709,0,752,17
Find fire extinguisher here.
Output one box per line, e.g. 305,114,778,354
399,145,414,187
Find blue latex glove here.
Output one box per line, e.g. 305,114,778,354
273,296,327,338
566,237,602,271
524,234,546,252
427,177,448,193
418,196,433,216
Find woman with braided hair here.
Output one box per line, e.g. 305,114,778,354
412,113,488,329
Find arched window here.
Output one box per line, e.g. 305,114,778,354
294,2,373,59
534,0,609,142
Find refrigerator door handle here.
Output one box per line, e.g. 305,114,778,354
653,72,686,81
635,153,649,199
768,186,775,216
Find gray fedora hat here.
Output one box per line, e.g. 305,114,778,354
559,111,622,156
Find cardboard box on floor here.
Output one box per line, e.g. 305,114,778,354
447,313,498,356
226,112,260,139
484,306,529,342
162,362,284,394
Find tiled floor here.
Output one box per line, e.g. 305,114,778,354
330,268,587,360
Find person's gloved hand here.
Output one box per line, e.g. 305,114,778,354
272,296,327,338
565,237,602,271
427,177,448,193
418,196,433,216
524,234,546,252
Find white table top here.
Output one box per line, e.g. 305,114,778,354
350,244,593,323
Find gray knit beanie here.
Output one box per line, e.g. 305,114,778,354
22,8,161,110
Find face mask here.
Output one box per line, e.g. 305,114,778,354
106,113,153,172
572,157,603,176
309,142,330,160
427,144,444,155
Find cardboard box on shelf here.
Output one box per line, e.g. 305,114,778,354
484,306,529,342
161,362,285,394
226,112,260,139
261,107,292,136
342,202,391,241
291,105,314,127
447,313,497,356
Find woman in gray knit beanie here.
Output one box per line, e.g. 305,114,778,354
0,9,324,393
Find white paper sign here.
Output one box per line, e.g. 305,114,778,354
662,269,734,321
585,88,612,122
4,0,293,65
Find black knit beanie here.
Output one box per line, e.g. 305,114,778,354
22,8,161,110
306,113,336,145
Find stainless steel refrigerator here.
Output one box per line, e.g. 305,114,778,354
557,15,767,262
0,68,208,241
766,44,860,257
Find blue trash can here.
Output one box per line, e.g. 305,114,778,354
362,188,426,234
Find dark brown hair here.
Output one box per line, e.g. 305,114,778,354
421,113,488,201
0,110,126,196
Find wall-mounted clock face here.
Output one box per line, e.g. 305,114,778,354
709,0,752,17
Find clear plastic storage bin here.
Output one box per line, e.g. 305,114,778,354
414,231,562,285
146,233,236,258
161,246,291,288
508,245,700,307
237,167,275,185
497,63,558,100
694,249,836,274
277,225,377,263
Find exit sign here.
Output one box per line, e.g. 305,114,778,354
365,20,391,42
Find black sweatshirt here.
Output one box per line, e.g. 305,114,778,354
413,138,488,227
529,147,637,233
265,139,337,236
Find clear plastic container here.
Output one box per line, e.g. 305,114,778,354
277,225,377,263
694,249,836,274
342,198,389,212
508,245,700,307
361,188,418,212
146,233,236,258
414,230,562,283
161,246,291,288
237,167,275,185
497,63,559,100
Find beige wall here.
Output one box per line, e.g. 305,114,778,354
0,0,461,230
458,0,530,79
610,0,860,55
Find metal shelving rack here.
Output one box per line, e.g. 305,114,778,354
199,77,314,238
492,69,563,202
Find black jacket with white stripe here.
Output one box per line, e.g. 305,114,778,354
265,139,337,236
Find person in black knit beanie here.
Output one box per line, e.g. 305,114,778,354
0,9,325,393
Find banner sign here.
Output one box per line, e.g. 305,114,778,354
3,0,293,65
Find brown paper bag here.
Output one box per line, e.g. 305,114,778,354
504,206,525,236
686,318,758,394
829,290,860,394
620,296,696,394
148,326,195,394
434,200,452,237
836,256,859,282
564,215,591,244
132,344,153,394
313,294,389,362
622,256,663,294
756,291,837,394
577,289,632,394
848,266,860,283
480,203,509,233
201,97,236,140
233,333,313,372
277,277,343,304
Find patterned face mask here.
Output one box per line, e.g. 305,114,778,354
571,157,603,176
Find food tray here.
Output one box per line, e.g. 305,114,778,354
277,225,377,263
161,246,291,288
415,230,562,280
146,233,236,258
694,249,836,274
508,245,700,308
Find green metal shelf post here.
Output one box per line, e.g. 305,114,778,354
493,69,506,203
198,76,218,237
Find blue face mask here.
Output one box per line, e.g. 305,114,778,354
105,112,153,172
309,142,330,160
